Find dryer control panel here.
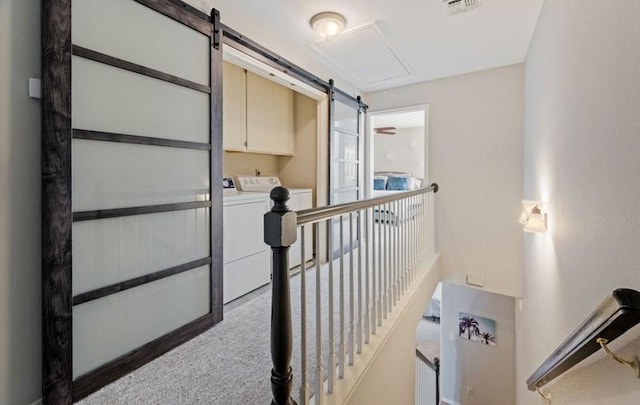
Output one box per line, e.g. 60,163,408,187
235,176,281,192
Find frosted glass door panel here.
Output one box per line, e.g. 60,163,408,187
334,132,358,161
72,208,210,295
72,139,209,211
334,101,358,133
72,0,209,85
73,266,210,378
72,57,209,143
332,162,359,189
330,99,361,205
223,199,269,264
333,191,358,204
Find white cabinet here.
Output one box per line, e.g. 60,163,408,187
223,194,270,303
287,190,313,269
222,62,295,156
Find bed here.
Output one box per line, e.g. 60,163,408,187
372,172,424,225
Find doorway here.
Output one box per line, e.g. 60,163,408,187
365,105,429,198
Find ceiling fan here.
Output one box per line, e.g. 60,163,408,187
374,126,396,135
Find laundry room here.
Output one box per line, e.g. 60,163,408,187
221,48,323,304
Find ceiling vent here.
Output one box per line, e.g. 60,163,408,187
443,0,482,15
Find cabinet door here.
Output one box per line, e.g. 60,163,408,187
246,71,294,155
223,61,247,151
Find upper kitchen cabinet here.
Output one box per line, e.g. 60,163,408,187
223,62,295,156
222,62,247,151
246,71,294,155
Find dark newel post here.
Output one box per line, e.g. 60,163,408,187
264,187,298,405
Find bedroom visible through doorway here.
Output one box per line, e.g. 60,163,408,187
367,106,429,198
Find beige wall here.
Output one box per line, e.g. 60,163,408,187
279,93,318,202
365,65,525,298
517,1,640,404
0,0,42,404
346,258,441,405
223,151,280,177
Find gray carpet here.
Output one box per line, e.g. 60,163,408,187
79,282,275,404
79,252,370,405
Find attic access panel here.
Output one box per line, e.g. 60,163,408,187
309,22,413,87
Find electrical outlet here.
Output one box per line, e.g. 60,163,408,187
466,274,484,287
466,386,473,395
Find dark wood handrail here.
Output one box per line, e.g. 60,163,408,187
526,288,640,391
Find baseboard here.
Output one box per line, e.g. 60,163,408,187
28,398,43,405
441,397,462,405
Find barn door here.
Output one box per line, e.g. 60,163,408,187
328,81,366,254
42,0,223,402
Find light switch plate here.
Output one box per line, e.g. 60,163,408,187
29,78,41,99
466,274,484,287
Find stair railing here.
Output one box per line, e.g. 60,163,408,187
415,350,440,405
265,184,439,405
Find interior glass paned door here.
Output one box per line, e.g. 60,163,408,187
330,98,364,255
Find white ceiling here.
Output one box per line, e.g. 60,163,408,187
202,0,544,93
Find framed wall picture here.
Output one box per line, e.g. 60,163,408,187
459,312,496,346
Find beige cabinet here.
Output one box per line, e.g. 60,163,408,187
223,62,295,156
222,62,247,151
246,71,294,155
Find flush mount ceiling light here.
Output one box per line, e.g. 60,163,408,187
520,200,547,233
310,12,346,39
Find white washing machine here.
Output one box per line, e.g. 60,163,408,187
222,178,271,303
235,176,314,269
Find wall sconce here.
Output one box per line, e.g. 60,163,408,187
310,12,346,39
520,200,547,233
